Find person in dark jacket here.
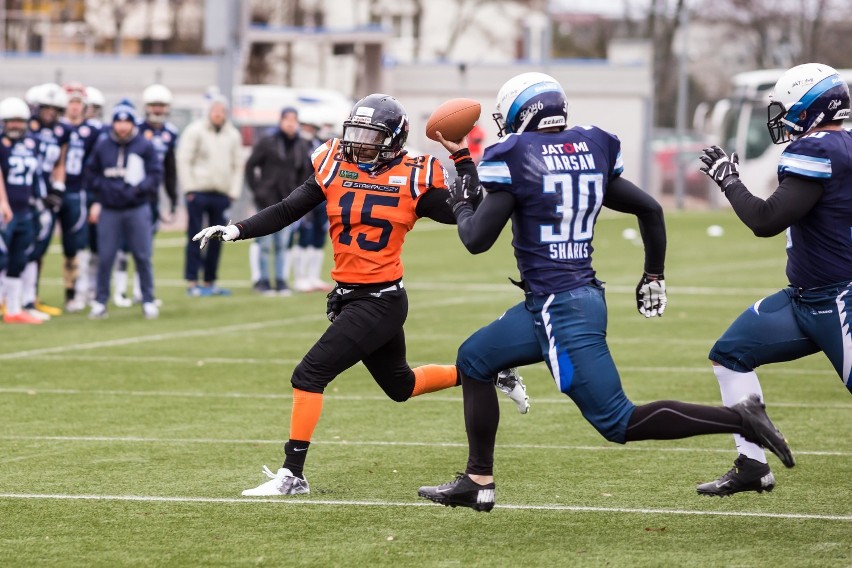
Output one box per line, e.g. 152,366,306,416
244,107,314,295
85,99,162,319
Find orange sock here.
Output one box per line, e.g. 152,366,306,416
411,365,458,397
290,388,324,441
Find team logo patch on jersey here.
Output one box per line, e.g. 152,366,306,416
162,132,171,142
54,126,64,137
342,180,399,193
79,125,91,137
24,138,35,149
388,175,407,185
339,170,358,180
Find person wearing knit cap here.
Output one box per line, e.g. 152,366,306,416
84,98,162,320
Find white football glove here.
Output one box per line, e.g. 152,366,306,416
193,224,240,250
636,273,667,318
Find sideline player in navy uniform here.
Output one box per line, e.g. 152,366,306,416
59,82,102,312
696,63,852,496
417,72,795,512
24,83,70,319
0,97,38,323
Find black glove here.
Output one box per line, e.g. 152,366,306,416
326,287,343,323
44,182,65,212
699,146,740,190
446,174,483,214
635,272,667,318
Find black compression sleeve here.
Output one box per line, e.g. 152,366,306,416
603,176,666,274
236,176,325,239
723,176,823,237
414,188,456,224
455,191,515,254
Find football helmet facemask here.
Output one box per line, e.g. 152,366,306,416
341,94,408,173
767,63,851,144
493,72,569,137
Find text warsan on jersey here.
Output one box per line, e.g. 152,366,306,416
541,142,596,172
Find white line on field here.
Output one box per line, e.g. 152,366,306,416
0,493,849,521
14,354,839,380
0,294,487,361
1,387,847,410
1,435,849,457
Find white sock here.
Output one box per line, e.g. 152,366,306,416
307,247,322,285
248,241,261,284
114,266,128,299
6,277,22,315
0,270,6,306
294,246,310,290
283,245,296,282
21,261,37,307
713,365,768,463
75,250,90,301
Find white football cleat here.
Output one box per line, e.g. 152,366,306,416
242,465,310,496
495,368,530,414
88,301,108,320
113,293,133,308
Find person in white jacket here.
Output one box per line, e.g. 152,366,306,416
177,95,243,296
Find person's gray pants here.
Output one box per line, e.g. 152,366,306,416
96,204,155,305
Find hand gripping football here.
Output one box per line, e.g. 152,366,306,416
425,98,481,143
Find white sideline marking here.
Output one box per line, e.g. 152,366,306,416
1,387,848,410
2,435,849,457
0,294,490,361
0,493,849,521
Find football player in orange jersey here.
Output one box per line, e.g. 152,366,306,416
194,94,528,496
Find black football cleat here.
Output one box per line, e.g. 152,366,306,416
697,455,776,497
730,394,795,468
418,473,496,512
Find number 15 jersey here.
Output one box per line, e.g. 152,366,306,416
311,138,448,284
478,126,623,295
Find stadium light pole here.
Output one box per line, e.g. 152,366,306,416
674,3,689,210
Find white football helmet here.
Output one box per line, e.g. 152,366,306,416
0,97,31,140
143,84,172,125
85,86,106,108
35,82,69,110
24,84,44,108
493,72,568,137
767,63,851,144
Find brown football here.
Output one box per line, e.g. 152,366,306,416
425,98,481,143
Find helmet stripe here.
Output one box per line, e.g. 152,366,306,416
788,74,844,125
505,82,561,132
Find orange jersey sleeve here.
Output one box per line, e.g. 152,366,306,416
313,142,447,284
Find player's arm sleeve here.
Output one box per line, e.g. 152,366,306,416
455,190,515,254
722,176,822,237
414,188,455,224
603,176,666,275
236,175,325,239
164,147,178,212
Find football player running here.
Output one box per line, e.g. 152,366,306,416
417,72,794,513
695,63,852,497
194,94,528,497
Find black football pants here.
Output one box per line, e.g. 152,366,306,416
291,288,417,401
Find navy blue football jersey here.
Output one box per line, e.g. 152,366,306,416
0,135,41,213
62,119,102,193
29,118,70,196
138,120,179,165
777,129,852,288
478,126,623,294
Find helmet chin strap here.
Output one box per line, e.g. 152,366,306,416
515,110,537,134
